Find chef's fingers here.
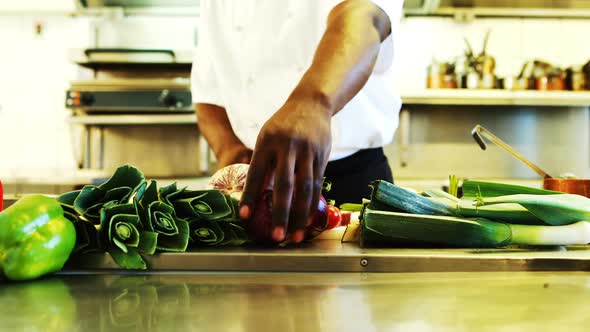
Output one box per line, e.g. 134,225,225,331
308,149,330,227
271,150,296,242
290,150,314,243
308,156,324,223
240,148,272,220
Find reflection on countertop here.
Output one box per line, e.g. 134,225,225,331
2,271,590,332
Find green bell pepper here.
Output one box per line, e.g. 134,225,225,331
0,194,76,280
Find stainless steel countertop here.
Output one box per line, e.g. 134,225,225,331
65,240,590,273
2,271,590,331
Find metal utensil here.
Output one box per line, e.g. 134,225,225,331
472,125,590,197
471,124,552,178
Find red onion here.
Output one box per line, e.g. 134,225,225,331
247,189,329,244
208,164,329,244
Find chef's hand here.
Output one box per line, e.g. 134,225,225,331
237,1,392,243
217,143,253,169
239,94,332,243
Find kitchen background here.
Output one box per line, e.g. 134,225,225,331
2,0,590,193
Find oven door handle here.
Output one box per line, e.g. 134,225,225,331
84,48,176,61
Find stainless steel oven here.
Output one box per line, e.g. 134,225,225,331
66,48,210,178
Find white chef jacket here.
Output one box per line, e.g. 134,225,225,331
192,0,403,161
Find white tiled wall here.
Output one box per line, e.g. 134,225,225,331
92,16,198,49
0,0,75,12
0,15,90,175
1,13,590,178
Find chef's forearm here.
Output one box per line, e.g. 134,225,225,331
289,0,392,115
195,103,243,157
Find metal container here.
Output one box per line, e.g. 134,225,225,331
427,61,457,89
566,66,586,91
499,76,528,90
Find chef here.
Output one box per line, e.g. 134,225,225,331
192,0,403,243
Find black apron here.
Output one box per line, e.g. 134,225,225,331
322,147,393,205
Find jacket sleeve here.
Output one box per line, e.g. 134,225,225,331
319,0,404,72
191,0,225,107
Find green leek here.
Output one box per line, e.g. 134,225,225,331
476,194,590,226
462,181,562,198
423,189,544,225
361,208,512,248
361,208,590,247
369,180,456,216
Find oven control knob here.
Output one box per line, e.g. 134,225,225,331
159,89,179,108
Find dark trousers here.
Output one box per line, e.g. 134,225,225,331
322,147,393,206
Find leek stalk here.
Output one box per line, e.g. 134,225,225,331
476,194,590,226
369,181,456,216
423,189,545,225
462,181,562,198
361,208,590,247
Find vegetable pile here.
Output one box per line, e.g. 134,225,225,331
0,163,333,279
58,163,330,270
57,164,248,270
361,179,590,247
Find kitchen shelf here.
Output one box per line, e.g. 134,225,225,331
68,114,196,125
401,89,590,107
414,7,590,19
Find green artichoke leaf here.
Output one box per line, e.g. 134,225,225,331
103,187,133,203
169,190,233,221
70,219,101,254
222,222,248,247
111,216,141,250
140,180,160,207
156,217,189,252
159,183,184,207
148,202,189,252
58,191,102,254
112,236,129,253
73,186,107,222
137,231,158,255
98,164,145,192
225,194,241,219
62,210,81,223
57,190,81,206
109,248,146,270
189,219,225,246
153,210,178,236
126,180,148,204
137,180,160,224
73,165,145,223
219,221,248,246
99,203,148,269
